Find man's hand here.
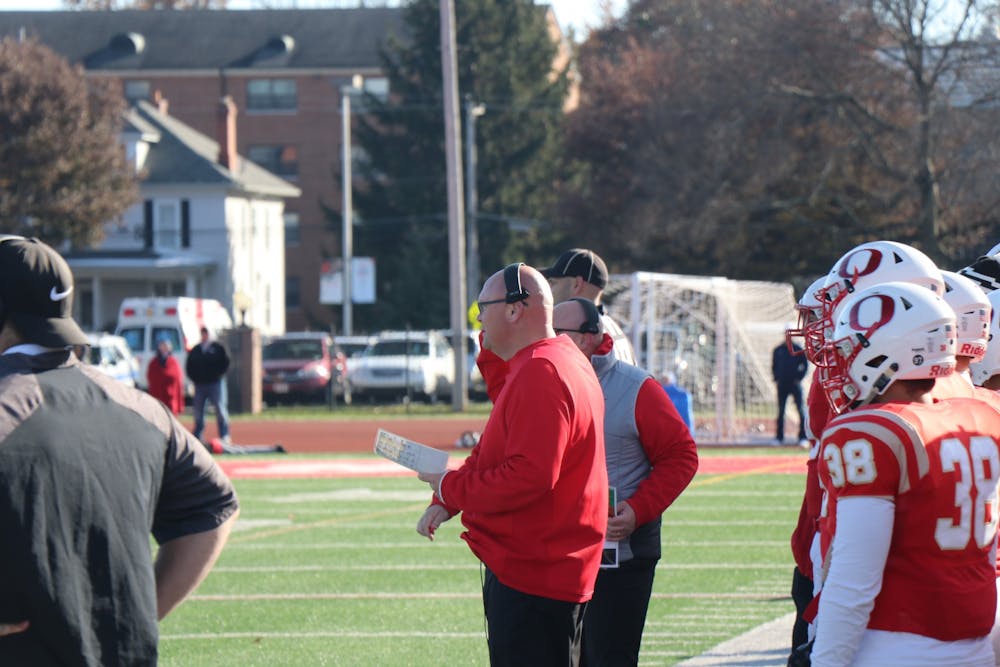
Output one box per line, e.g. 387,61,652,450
0,620,29,637
417,471,445,498
607,501,637,541
416,505,451,541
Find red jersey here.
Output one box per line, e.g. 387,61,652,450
790,380,833,577
817,397,1000,640
438,336,608,603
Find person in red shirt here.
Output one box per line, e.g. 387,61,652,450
416,263,608,666
146,336,185,415
553,297,698,666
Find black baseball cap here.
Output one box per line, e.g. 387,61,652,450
538,249,609,289
0,236,89,347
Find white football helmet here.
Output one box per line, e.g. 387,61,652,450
785,276,826,363
940,270,990,362
807,241,944,367
818,281,956,414
986,242,1000,257
970,290,1000,386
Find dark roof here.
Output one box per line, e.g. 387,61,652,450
128,99,300,198
0,8,405,71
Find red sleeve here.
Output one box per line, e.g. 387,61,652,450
442,359,574,513
629,377,699,525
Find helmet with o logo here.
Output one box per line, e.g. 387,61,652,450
940,270,990,363
818,281,955,414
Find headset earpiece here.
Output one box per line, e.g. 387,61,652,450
503,263,530,304
569,297,601,334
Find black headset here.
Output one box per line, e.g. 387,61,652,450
568,297,601,334
0,235,26,331
502,262,530,304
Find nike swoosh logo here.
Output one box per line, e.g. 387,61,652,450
50,286,73,302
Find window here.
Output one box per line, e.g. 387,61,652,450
248,145,298,178
286,276,301,308
156,201,180,248
124,80,150,102
284,211,300,245
246,79,297,111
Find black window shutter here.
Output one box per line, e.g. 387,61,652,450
143,199,153,248
181,200,191,248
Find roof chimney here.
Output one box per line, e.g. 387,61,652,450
217,95,239,172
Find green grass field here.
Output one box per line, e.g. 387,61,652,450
158,451,804,666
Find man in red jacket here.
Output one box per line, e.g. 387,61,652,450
417,263,608,666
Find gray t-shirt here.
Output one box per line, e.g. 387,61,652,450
0,350,238,666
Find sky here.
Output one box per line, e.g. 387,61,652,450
0,1,628,37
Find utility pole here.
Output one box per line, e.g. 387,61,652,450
439,0,468,411
464,95,485,305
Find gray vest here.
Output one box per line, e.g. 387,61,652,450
591,346,662,562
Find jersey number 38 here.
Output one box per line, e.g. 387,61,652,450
824,436,1000,551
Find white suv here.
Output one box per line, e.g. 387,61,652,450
349,330,454,402
78,333,142,388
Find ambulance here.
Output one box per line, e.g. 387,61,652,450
114,297,233,391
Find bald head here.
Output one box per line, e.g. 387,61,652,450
553,300,604,357
476,264,554,360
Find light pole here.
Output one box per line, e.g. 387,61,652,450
464,95,485,304
341,73,363,336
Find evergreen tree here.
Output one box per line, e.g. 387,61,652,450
347,0,570,331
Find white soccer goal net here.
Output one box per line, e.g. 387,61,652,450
605,272,801,444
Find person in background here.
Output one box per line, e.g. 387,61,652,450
553,297,698,666
416,263,608,666
538,248,637,365
0,236,239,661
147,334,185,415
186,326,231,445
660,371,694,431
772,326,808,446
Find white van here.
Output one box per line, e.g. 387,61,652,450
114,297,233,391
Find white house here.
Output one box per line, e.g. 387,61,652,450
66,96,300,335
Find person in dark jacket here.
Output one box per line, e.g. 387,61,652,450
773,330,809,445
186,326,231,444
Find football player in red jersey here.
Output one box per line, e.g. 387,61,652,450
787,242,945,665
811,281,1000,667
969,288,1000,665
933,270,994,402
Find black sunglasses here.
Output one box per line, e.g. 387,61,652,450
554,326,594,334
477,298,508,311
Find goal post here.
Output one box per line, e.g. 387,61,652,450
605,272,801,444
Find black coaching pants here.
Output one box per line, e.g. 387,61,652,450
581,557,658,666
483,567,586,666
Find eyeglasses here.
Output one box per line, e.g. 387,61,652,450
554,327,588,334
477,298,508,312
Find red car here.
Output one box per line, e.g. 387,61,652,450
262,332,348,405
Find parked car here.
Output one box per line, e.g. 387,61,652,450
334,334,376,375
77,333,141,388
442,329,487,399
349,330,454,402
261,332,347,406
